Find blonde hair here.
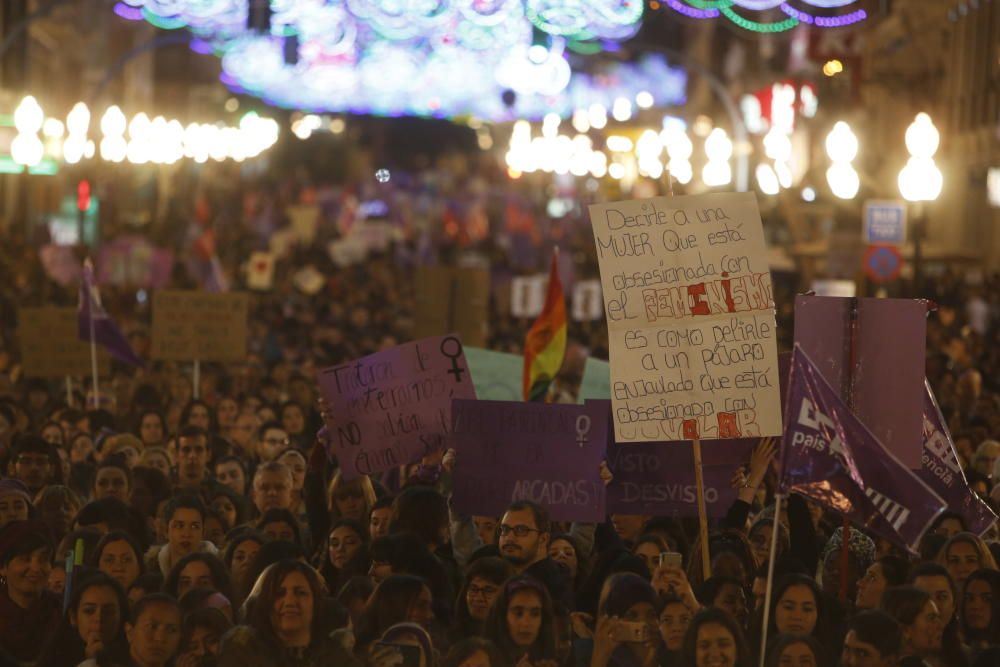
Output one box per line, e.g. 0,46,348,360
937,532,999,572
326,470,377,518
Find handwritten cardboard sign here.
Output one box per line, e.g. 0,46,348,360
150,291,248,362
588,192,782,442
18,307,110,378
414,267,489,348
451,399,606,522
318,334,476,480
587,400,754,517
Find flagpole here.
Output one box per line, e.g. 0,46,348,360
193,359,200,400
65,376,72,407
88,297,100,408
692,437,712,579
758,493,784,667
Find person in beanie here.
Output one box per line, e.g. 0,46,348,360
0,520,61,663
0,480,32,529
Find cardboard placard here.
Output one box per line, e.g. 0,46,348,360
150,291,248,362
589,400,755,517
318,334,477,480
18,307,110,378
793,296,926,468
452,399,607,522
246,252,275,291
588,192,782,442
413,267,489,348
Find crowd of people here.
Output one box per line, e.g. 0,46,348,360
0,165,998,667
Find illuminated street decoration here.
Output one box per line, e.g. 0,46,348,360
112,1,679,120
663,0,867,32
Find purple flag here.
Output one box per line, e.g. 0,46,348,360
920,381,998,536
780,346,945,553
77,260,144,367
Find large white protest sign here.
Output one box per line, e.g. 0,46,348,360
572,280,604,321
588,192,782,443
510,274,547,318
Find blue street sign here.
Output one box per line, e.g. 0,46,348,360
864,200,907,245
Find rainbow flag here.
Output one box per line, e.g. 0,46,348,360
523,250,567,401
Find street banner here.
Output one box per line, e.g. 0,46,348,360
793,296,926,468
318,334,476,480
18,307,110,378
150,290,248,362
588,400,754,517
451,399,606,522
780,346,945,553
464,347,522,401
920,381,998,536
588,192,782,442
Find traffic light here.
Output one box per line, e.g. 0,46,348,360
77,179,91,212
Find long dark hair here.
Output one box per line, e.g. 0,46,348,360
355,574,430,650
681,607,752,667
961,569,1000,645
164,552,234,605
483,576,557,666
36,571,129,667
752,574,836,653
763,634,826,667
87,531,145,589
247,560,328,651
881,585,968,667
317,518,370,595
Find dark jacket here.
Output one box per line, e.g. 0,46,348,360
217,625,362,667
0,589,61,663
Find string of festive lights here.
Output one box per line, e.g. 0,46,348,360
113,0,661,119
664,0,867,32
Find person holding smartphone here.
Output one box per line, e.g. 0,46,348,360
588,573,662,667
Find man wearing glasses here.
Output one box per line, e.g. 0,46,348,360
8,435,59,495
256,422,291,462
496,500,573,609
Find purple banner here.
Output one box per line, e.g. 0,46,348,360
920,381,998,536
318,334,476,480
96,236,174,289
587,400,754,518
781,346,945,553
451,400,606,522
793,296,926,468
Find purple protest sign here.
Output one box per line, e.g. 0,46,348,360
451,400,606,522
920,381,998,536
318,334,476,480
97,236,174,289
793,296,926,468
587,400,754,517
781,346,945,553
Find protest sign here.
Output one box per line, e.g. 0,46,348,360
96,236,174,289
451,400,606,522
920,381,997,536
246,252,275,291
793,295,926,467
588,192,782,442
510,274,547,318
587,401,753,517
464,347,522,401
413,267,489,347
150,291,248,362
780,346,945,553
287,204,319,243
572,280,604,321
39,245,81,287
318,334,476,480
18,307,109,378
578,357,611,402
